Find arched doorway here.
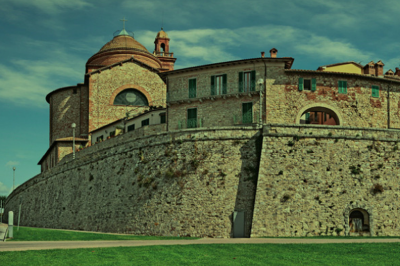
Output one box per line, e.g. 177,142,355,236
299,107,339,125
349,208,370,233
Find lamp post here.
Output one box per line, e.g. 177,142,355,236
13,167,16,191
257,79,264,127
72,123,76,160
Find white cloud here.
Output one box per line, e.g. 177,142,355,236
0,38,85,108
3,0,92,14
5,161,19,168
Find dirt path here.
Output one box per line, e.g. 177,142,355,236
2,238,400,252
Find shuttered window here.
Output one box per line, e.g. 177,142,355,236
189,79,196,98
242,102,253,124
141,119,149,127
299,78,316,91
239,71,256,92
338,81,347,94
187,108,197,128
372,85,379,98
211,74,227,95
127,124,135,132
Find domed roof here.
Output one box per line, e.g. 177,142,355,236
156,28,168,39
99,34,149,53
86,31,162,72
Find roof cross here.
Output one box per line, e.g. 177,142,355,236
120,17,127,30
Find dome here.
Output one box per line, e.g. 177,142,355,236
156,28,168,39
86,32,162,72
99,35,149,53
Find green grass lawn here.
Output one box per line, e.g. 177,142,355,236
2,243,400,266
8,226,199,241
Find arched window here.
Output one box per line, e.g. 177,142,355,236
300,107,339,125
161,43,165,52
113,89,149,106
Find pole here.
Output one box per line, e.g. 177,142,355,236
72,123,76,160
0,200,2,224
13,167,16,191
18,204,21,231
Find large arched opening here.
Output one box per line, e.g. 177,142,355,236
297,104,341,125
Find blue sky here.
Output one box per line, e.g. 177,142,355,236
1,0,399,196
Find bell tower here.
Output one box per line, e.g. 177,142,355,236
154,28,177,72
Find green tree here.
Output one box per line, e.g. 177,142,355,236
0,195,7,202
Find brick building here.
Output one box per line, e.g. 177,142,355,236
39,27,176,171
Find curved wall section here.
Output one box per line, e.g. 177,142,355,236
5,127,261,238
6,125,400,237
49,86,87,144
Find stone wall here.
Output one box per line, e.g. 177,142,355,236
88,61,166,133
251,124,400,237
5,127,260,238
49,86,84,144
7,124,400,237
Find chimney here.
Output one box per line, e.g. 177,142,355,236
269,48,278,58
395,67,400,76
364,61,375,75
261,51,265,58
375,60,384,76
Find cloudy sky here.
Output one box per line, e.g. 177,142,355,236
0,0,399,196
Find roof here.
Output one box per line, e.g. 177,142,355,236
38,138,88,164
156,28,169,39
99,35,148,53
86,33,161,70
86,56,161,76
160,57,294,76
285,69,400,84
318,61,363,70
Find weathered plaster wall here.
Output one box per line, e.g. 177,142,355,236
251,124,400,237
267,71,400,128
6,127,260,238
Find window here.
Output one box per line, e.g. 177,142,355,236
127,124,135,132
96,135,103,142
187,108,197,128
141,119,149,127
242,102,253,124
211,74,227,95
372,85,379,98
338,80,347,94
160,113,166,124
113,89,149,106
110,131,115,137
189,79,196,98
298,78,316,91
239,71,256,92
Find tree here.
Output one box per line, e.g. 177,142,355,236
0,195,7,202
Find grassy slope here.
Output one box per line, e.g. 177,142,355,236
8,227,199,241
2,243,400,266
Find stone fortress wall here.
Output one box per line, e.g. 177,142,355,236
5,124,400,237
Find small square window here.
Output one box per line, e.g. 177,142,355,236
372,85,379,98
127,124,135,132
110,131,115,137
96,135,103,142
141,118,150,127
160,113,166,124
